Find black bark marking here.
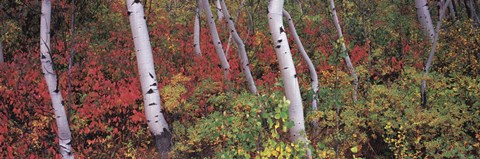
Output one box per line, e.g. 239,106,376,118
149,73,154,78
284,67,288,69
155,120,158,123
150,83,157,86
155,128,172,154
217,42,221,44
217,64,222,68
127,11,132,15
134,0,141,4
54,89,60,93
280,27,285,33
276,45,281,48
267,8,269,14
193,44,197,47
146,89,154,94
66,141,71,145
277,39,283,43
143,16,146,19
149,102,157,106
294,74,297,78
147,120,150,122
155,115,159,117
41,54,46,59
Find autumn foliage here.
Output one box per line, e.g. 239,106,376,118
0,0,479,158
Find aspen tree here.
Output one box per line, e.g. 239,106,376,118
422,0,451,107
268,1,312,158
0,38,3,64
282,9,319,110
415,0,436,41
202,0,230,80
328,0,359,102
215,0,224,20
40,0,74,158
194,0,202,56
126,0,171,156
219,0,257,94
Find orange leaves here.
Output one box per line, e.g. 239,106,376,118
130,110,145,123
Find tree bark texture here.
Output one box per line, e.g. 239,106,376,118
421,0,451,107
126,0,171,156
328,0,359,102
194,0,202,56
416,0,436,41
268,1,312,158
282,9,319,110
202,0,230,80
40,0,74,158
219,0,257,94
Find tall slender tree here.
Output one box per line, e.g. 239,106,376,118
202,0,230,80
219,0,257,94
415,0,436,41
282,9,319,110
215,0,224,20
0,37,3,64
328,0,359,102
421,0,452,107
125,0,171,157
40,0,74,158
268,1,312,158
194,0,202,56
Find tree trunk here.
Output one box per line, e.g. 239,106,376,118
267,1,312,158
282,9,319,110
194,0,202,56
328,0,359,102
215,0,224,20
0,38,3,64
448,0,456,20
464,0,480,26
219,0,257,94
202,0,230,80
125,0,171,157
40,1,74,158
415,0,436,41
421,0,451,107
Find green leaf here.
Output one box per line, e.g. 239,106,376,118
350,146,358,153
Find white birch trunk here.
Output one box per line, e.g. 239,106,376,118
40,1,74,158
415,0,436,41
215,0,224,20
421,0,451,107
194,0,202,56
219,0,257,94
0,39,3,64
268,1,311,158
282,9,319,110
202,0,230,79
328,0,359,102
126,0,171,156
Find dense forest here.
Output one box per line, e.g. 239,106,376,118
1,0,479,158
